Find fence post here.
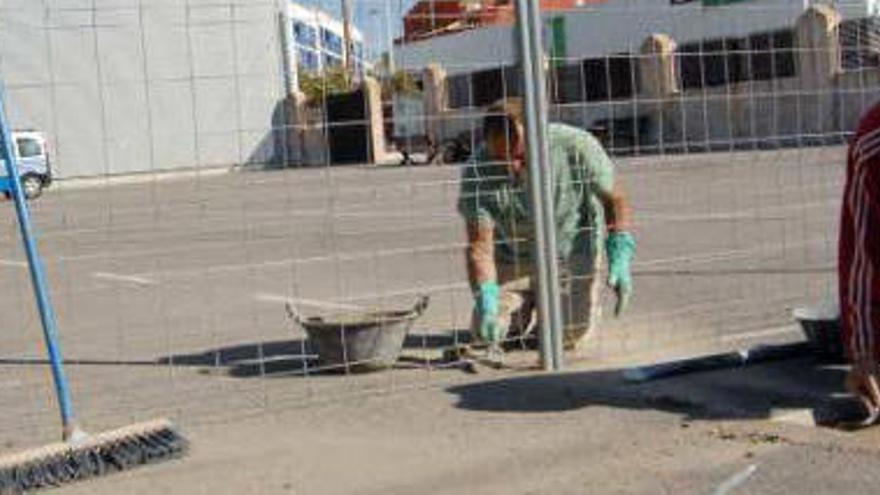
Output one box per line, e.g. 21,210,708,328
363,77,389,164
423,63,447,149
514,0,565,371
639,33,677,151
796,5,841,142
796,5,841,90
639,34,677,99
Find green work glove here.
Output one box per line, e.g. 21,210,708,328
606,231,636,317
474,281,502,343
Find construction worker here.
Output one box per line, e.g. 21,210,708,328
840,103,880,424
457,98,635,352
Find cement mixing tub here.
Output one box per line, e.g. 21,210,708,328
286,296,429,372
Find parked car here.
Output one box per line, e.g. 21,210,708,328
0,130,52,200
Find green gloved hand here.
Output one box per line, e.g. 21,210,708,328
474,281,502,343
606,231,636,317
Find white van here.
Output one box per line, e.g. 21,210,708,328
0,130,52,200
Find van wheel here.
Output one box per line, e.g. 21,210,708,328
21,175,43,200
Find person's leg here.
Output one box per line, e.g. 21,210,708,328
562,252,602,351
839,106,880,425
846,366,880,425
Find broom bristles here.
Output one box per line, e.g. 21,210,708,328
0,418,187,493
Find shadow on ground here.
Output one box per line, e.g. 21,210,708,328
3,338,868,429
155,331,473,378
0,331,474,378
157,339,313,377
447,356,867,428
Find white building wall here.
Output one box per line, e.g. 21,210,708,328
0,0,286,179
395,0,875,75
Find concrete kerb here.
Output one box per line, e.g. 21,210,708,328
46,155,441,193
50,165,235,192
544,335,860,431
614,357,858,429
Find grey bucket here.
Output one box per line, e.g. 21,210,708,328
287,296,429,372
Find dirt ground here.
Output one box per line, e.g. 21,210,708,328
0,146,860,493
55,357,880,494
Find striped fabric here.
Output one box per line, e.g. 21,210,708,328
840,104,880,370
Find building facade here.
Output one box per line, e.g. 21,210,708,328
0,0,289,179
396,0,880,109
0,0,375,180
402,1,880,154
402,0,598,42
287,2,367,75
399,0,880,77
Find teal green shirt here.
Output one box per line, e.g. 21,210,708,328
457,123,615,267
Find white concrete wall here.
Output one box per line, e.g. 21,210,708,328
0,0,286,178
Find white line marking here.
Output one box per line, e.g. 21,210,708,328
256,284,465,308
639,199,838,222
0,258,27,268
54,166,230,191
93,272,157,287
636,237,828,268
720,325,801,344
340,282,467,302
254,293,362,311
121,236,829,283
0,380,25,390
130,244,468,280
713,465,758,495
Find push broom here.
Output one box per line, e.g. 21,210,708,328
0,87,187,492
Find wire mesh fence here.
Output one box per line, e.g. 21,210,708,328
0,0,872,447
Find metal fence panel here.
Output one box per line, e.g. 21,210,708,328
0,0,873,447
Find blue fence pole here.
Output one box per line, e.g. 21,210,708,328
0,86,78,438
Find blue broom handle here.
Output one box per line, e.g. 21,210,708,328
0,88,76,431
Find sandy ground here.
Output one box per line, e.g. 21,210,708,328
56,358,880,494
0,146,858,493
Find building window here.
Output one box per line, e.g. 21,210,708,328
747,29,796,81
447,74,472,109
582,55,637,101
840,17,880,70
471,68,506,107
678,30,795,89
446,66,523,109
324,53,342,68
551,64,584,104
293,21,317,48
298,49,320,71
677,39,740,89
321,28,343,56
502,66,524,99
